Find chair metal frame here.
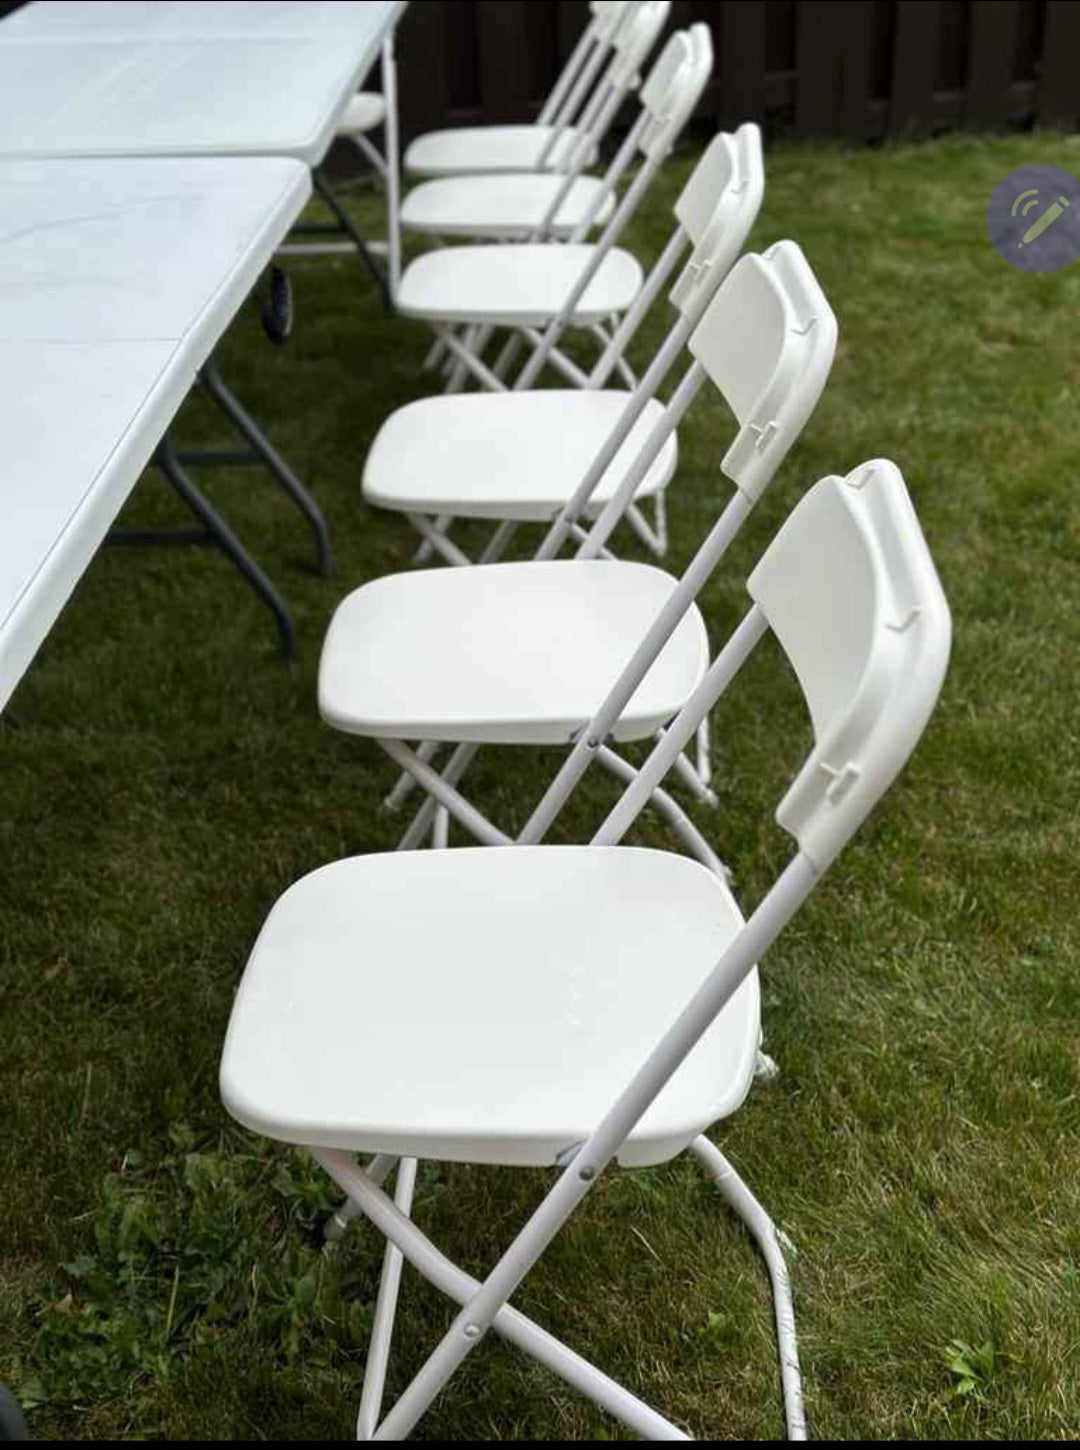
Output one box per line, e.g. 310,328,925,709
235,458,952,1441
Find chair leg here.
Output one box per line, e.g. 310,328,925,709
624,500,666,558
696,713,713,789
478,520,518,564
324,1153,400,1245
407,515,472,568
384,742,442,814
357,1158,418,1440
755,1050,781,1083
653,488,668,557
412,514,456,566
663,736,719,810
313,1147,689,1442
690,1136,807,1442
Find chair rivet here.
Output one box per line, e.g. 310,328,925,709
464,1323,481,1340
579,1166,596,1181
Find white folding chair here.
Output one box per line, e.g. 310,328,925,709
395,23,713,398
221,459,952,1441
321,240,837,844
368,125,764,573
403,1,648,181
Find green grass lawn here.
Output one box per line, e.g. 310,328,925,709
2,130,1079,1440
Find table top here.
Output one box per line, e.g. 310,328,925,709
0,2,405,165
1,1,406,43
0,155,311,713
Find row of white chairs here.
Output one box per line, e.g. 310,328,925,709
220,6,953,1440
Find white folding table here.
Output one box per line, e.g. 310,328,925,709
0,1,404,45
0,31,390,168
0,3,412,589
0,1,409,291
0,154,312,711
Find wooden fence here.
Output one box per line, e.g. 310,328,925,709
1,2,1077,143
394,0,1080,142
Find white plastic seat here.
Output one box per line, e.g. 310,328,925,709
400,2,667,182
363,391,674,521
395,242,643,327
337,90,386,136
404,124,596,180
318,560,708,745
399,172,615,240
221,845,758,1169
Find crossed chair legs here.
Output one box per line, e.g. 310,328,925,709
317,1138,806,1441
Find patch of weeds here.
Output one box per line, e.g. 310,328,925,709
945,1337,1001,1400
13,1125,367,1420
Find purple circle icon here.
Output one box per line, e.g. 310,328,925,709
987,164,1080,273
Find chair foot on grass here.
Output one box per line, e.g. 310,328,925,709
690,1135,807,1442
755,1050,781,1083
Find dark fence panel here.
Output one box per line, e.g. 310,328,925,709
396,0,1074,142
0,1,1072,142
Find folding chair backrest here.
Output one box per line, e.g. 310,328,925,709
636,23,714,160
577,240,835,557
669,122,764,313
547,0,670,175
592,0,636,42
688,240,838,502
521,245,838,844
748,459,953,870
589,462,951,877
540,0,638,130
607,0,672,91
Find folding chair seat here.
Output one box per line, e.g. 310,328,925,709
368,126,763,553
337,90,387,137
363,390,675,522
405,125,597,181
402,2,653,181
221,846,758,1169
221,460,952,1441
398,171,616,242
320,560,707,746
395,241,644,328
399,25,714,391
